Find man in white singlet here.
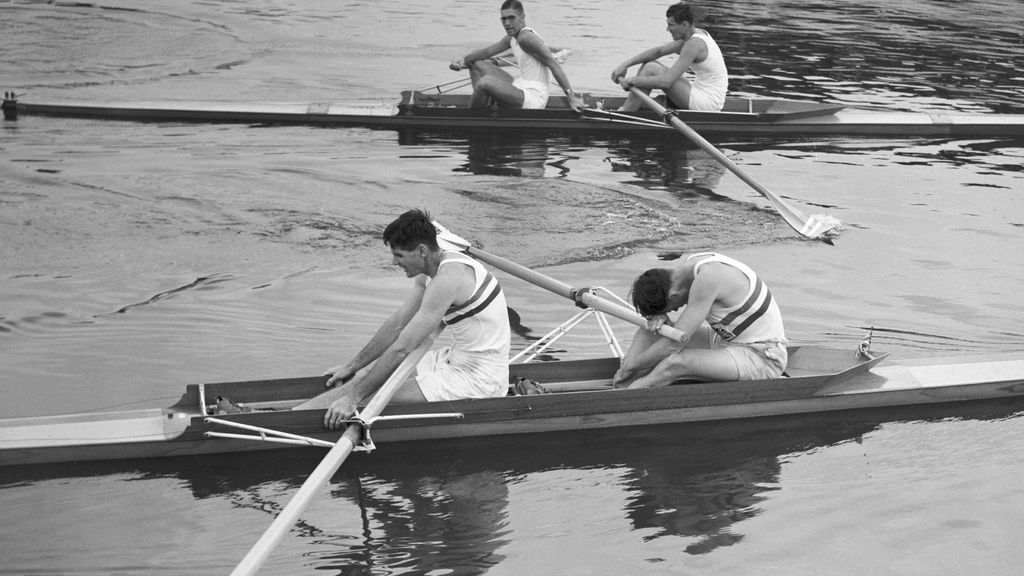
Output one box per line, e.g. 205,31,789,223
613,253,788,388
611,3,729,112
450,0,584,111
294,209,512,430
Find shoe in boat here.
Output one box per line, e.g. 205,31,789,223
215,396,252,414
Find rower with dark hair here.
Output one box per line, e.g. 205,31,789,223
450,0,584,112
610,2,729,112
293,209,512,429
615,253,787,388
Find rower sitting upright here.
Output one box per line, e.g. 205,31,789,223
611,2,729,112
450,0,584,112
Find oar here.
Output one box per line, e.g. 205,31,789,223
629,87,841,244
230,328,440,576
434,222,685,343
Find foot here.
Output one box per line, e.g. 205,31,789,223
215,396,252,415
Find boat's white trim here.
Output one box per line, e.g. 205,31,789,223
0,409,191,449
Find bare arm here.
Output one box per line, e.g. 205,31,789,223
322,264,473,428
518,30,584,111
324,276,425,386
625,37,708,90
451,37,513,70
610,39,686,82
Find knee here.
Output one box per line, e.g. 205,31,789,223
658,352,694,374
637,63,661,78
476,75,504,95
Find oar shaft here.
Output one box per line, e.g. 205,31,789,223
629,88,772,198
230,329,440,576
626,87,841,243
463,246,685,343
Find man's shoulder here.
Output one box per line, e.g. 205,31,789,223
435,258,477,283
516,28,547,48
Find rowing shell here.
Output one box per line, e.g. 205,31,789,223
2,346,1023,467
5,91,1024,137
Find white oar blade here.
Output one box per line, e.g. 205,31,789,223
434,221,471,251
628,87,841,244
800,213,843,240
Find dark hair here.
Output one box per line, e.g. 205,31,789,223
666,2,697,25
630,268,673,317
501,0,524,13
382,209,439,251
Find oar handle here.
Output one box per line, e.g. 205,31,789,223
464,246,685,343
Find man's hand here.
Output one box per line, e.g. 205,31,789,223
610,65,628,84
449,58,466,71
324,365,355,388
566,91,586,112
324,393,358,430
645,313,670,334
618,76,635,92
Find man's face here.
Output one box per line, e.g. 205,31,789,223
666,17,690,41
500,9,525,36
390,245,425,277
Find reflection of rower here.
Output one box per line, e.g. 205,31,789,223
460,132,550,177
322,461,510,574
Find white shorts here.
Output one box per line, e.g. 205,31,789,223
688,86,725,112
692,323,788,379
415,346,509,401
513,78,549,109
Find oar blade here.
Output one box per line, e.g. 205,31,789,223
434,221,471,251
628,87,841,244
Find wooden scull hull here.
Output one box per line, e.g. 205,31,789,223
5,91,1024,138
2,347,1024,467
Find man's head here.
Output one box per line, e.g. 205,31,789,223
665,2,696,25
500,0,526,36
382,210,441,277
665,3,697,40
630,268,674,317
382,209,439,251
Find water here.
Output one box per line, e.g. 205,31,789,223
2,0,1024,574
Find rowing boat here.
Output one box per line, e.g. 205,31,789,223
5,90,1024,137
3,345,1023,467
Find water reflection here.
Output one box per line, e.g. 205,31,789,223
3,398,1023,573
402,130,730,195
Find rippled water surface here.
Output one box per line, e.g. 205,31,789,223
2,0,1024,574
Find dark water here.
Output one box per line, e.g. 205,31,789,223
2,0,1024,574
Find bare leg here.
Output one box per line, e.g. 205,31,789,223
613,327,680,387
468,60,525,108
618,62,693,111
629,348,740,388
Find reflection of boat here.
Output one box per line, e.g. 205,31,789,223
5,91,1024,137
3,345,1023,467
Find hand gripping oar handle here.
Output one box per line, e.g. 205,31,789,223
434,223,685,343
629,87,840,243
230,328,441,576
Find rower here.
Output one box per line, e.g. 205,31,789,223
613,252,787,388
610,2,729,112
291,209,513,430
449,0,584,112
